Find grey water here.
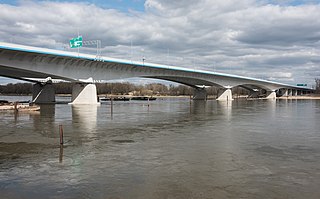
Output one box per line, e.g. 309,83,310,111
1,96,320,199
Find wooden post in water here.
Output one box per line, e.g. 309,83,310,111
14,102,18,112
59,145,63,163
189,95,192,113
59,124,64,145
111,97,113,118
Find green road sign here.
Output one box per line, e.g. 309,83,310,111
69,36,83,48
297,84,307,86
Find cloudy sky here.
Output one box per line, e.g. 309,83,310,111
0,0,319,87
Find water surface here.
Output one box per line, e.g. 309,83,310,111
1,97,320,198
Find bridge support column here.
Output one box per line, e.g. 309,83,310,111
276,89,286,97
292,89,297,96
248,90,260,98
70,83,100,105
193,88,207,100
217,88,233,101
32,83,55,104
288,89,292,96
297,90,302,96
266,91,276,99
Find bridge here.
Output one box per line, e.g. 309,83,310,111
0,42,313,104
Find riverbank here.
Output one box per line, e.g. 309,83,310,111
1,94,320,102
278,95,320,100
0,103,40,112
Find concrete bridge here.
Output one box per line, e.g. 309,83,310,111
0,42,313,104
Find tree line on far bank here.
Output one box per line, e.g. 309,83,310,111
315,78,320,94
2,79,319,96
0,82,250,96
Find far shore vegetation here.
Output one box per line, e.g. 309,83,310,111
0,82,248,96
1,78,319,96
315,78,320,94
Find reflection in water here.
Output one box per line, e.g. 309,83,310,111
59,145,63,163
269,98,276,117
71,104,99,133
191,100,207,114
217,100,232,121
1,98,320,199
31,105,56,138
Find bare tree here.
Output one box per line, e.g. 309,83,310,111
315,78,320,94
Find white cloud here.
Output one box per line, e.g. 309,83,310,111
0,0,319,86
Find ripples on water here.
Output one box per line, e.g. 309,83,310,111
1,97,320,199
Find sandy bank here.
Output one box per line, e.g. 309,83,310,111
0,104,40,112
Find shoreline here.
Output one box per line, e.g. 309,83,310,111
277,95,320,100
1,94,320,100
0,104,40,112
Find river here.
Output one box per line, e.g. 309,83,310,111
1,96,320,199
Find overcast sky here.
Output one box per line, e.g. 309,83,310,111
0,0,319,86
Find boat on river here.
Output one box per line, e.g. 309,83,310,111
130,96,157,101
99,96,157,101
100,97,130,101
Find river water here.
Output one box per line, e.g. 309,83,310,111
0,96,320,199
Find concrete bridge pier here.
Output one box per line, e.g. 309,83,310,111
297,90,302,95
32,83,55,103
248,90,260,98
266,91,276,99
217,88,233,101
276,89,287,97
70,83,100,105
292,89,297,96
193,88,207,100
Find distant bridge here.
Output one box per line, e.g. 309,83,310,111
0,42,313,104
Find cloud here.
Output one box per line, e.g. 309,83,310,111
234,5,320,46
0,0,319,86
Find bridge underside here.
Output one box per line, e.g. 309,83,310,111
145,76,222,88
0,64,73,82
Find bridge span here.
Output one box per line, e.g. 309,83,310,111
0,42,313,104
